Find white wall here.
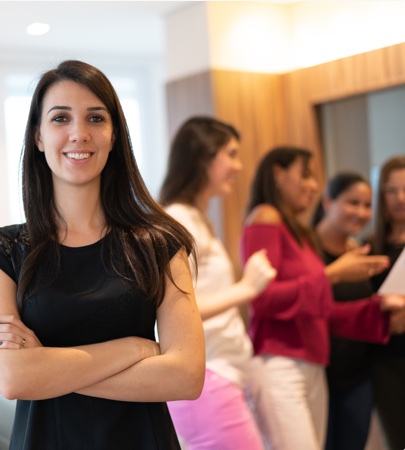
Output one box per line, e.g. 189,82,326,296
207,1,290,73
368,86,405,168
0,52,167,226
166,1,405,77
165,2,211,82
291,1,405,70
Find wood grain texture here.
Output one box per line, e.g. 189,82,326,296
166,71,214,141
165,43,405,270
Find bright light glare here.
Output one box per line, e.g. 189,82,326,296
26,23,50,36
4,96,31,223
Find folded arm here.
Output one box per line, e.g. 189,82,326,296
75,247,206,402
0,267,160,400
0,249,205,402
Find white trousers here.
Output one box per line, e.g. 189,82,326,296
246,355,328,450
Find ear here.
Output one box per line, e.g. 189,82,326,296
322,195,332,213
35,127,45,152
273,163,285,186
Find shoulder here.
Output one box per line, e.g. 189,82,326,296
245,204,282,226
0,224,29,256
165,203,193,218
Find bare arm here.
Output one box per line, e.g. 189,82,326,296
75,248,206,402
165,204,276,321
324,245,390,284
0,270,161,401
197,249,276,320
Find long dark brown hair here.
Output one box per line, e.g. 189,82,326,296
159,116,240,206
246,146,315,246
19,60,194,308
372,155,405,254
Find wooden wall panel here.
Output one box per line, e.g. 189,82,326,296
165,43,405,270
211,70,286,271
282,42,405,189
166,71,214,141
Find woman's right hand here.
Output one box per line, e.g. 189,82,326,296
325,244,390,284
135,337,161,360
389,306,405,334
0,314,42,349
241,249,277,297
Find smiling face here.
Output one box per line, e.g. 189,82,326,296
275,155,318,215
205,136,243,197
324,181,372,236
35,80,115,191
383,168,405,224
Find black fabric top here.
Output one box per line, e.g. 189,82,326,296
371,242,405,359
0,224,181,450
322,249,374,391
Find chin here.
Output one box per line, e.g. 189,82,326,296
349,228,363,236
221,185,234,196
391,215,405,223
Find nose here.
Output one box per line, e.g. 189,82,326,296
398,189,405,202
233,157,243,172
69,120,91,142
310,177,319,193
359,205,372,220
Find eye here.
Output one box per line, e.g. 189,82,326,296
89,114,104,123
52,114,68,123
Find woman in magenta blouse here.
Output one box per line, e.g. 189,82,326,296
241,147,404,450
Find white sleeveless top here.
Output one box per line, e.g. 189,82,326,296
165,203,253,387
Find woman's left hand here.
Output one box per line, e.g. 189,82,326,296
380,294,405,312
389,307,405,335
0,315,42,349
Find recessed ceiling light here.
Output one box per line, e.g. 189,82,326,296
26,22,50,36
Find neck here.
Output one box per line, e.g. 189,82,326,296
389,221,405,244
53,183,106,246
194,190,216,235
194,189,212,213
316,219,349,255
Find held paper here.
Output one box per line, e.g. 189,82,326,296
378,247,405,295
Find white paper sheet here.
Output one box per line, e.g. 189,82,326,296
378,246,405,295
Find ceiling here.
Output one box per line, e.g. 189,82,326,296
0,1,189,60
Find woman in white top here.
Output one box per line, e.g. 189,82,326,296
160,116,276,450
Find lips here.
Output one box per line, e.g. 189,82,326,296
65,152,92,160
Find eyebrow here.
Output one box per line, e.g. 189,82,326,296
47,105,109,114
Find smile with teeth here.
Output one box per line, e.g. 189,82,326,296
66,152,92,160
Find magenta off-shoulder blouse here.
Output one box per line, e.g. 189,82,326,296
241,222,389,367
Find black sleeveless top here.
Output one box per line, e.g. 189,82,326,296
322,249,374,391
0,224,181,450
371,242,405,359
